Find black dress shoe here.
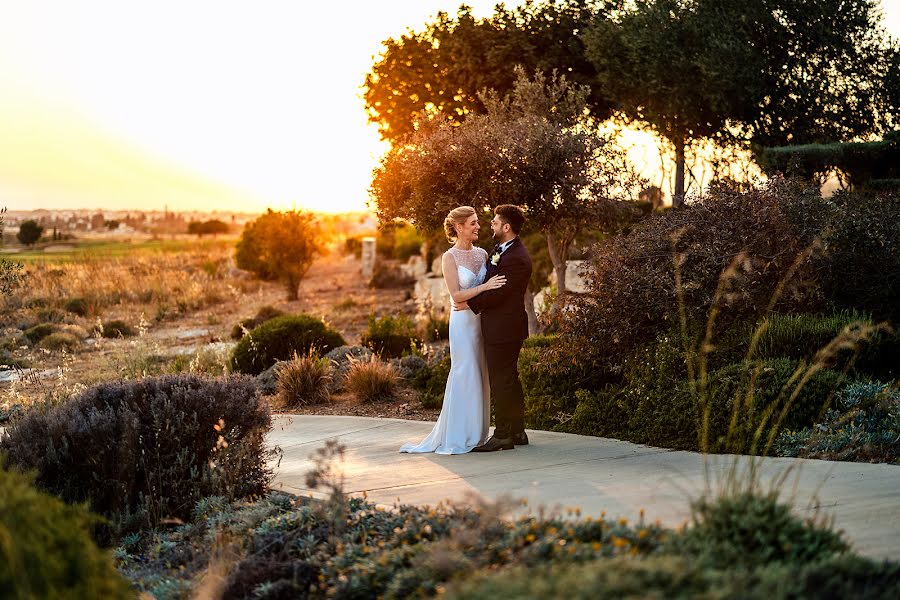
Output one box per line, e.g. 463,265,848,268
511,431,529,446
472,435,515,452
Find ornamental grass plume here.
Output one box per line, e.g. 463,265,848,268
345,355,398,402
275,350,333,408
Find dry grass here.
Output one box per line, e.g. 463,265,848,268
345,356,399,403
275,351,333,408
6,241,247,322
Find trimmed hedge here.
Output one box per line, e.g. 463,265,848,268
0,374,272,538
230,314,345,375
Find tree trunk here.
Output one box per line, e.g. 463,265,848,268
524,289,541,336
286,277,299,301
546,232,568,296
673,133,686,208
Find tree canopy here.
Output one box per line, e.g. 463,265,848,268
235,210,324,300
371,68,641,320
582,0,898,205
16,220,43,247
363,0,617,143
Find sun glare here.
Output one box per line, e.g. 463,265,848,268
0,0,898,214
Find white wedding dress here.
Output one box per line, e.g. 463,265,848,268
400,247,491,454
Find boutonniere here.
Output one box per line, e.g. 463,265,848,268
490,252,501,266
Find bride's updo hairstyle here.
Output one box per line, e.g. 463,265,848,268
444,206,476,242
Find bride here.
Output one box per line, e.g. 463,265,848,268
400,206,506,454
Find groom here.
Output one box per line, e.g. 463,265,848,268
458,204,533,452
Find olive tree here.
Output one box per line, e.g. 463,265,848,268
371,68,642,317
235,209,324,300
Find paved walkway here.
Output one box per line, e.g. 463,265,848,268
267,415,900,559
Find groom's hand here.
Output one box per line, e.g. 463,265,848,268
453,300,469,311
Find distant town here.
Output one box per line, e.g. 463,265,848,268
1,207,376,248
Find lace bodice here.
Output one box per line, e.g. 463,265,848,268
447,247,487,290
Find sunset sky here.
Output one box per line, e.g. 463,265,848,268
1,1,898,214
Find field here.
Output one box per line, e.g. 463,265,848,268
1,238,436,418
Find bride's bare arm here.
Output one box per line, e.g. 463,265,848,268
442,252,506,305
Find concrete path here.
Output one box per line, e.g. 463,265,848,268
267,415,900,559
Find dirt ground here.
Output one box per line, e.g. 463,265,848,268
2,252,443,421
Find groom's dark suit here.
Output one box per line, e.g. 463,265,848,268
468,237,532,437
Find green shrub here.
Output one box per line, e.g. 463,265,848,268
64,296,92,316
564,180,828,382
37,332,80,353
560,387,633,440
523,333,558,348
446,557,722,600
411,354,451,408
101,319,136,338
0,467,133,599
811,190,900,323
361,314,421,358
519,346,590,431
421,314,450,342
230,314,345,375
276,351,333,408
35,308,68,323
0,374,272,539
23,322,57,344
699,358,845,452
230,305,285,340
676,490,849,569
776,381,900,463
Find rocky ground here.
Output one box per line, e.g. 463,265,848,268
1,252,442,421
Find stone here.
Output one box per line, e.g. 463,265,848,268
256,362,282,396
398,354,427,379
361,237,377,280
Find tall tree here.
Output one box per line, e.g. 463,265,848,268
371,69,641,321
364,1,617,144
583,0,898,206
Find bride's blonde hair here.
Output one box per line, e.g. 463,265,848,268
444,206,476,242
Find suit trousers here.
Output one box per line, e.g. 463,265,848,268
484,340,526,437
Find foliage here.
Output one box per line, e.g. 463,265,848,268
235,209,324,300
758,132,900,189
275,351,333,408
584,0,898,201
115,464,894,600
677,489,848,569
0,374,272,539
230,314,345,375
363,0,614,143
345,356,399,403
410,354,452,409
230,305,285,340
37,332,81,353
100,319,137,338
0,467,132,599
375,221,425,261
16,219,44,246
421,314,450,343
187,219,230,237
0,208,23,295
372,68,642,301
564,180,827,380
361,314,421,358
518,346,591,431
64,296,92,316
23,322,57,344
810,190,900,324
776,381,900,464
